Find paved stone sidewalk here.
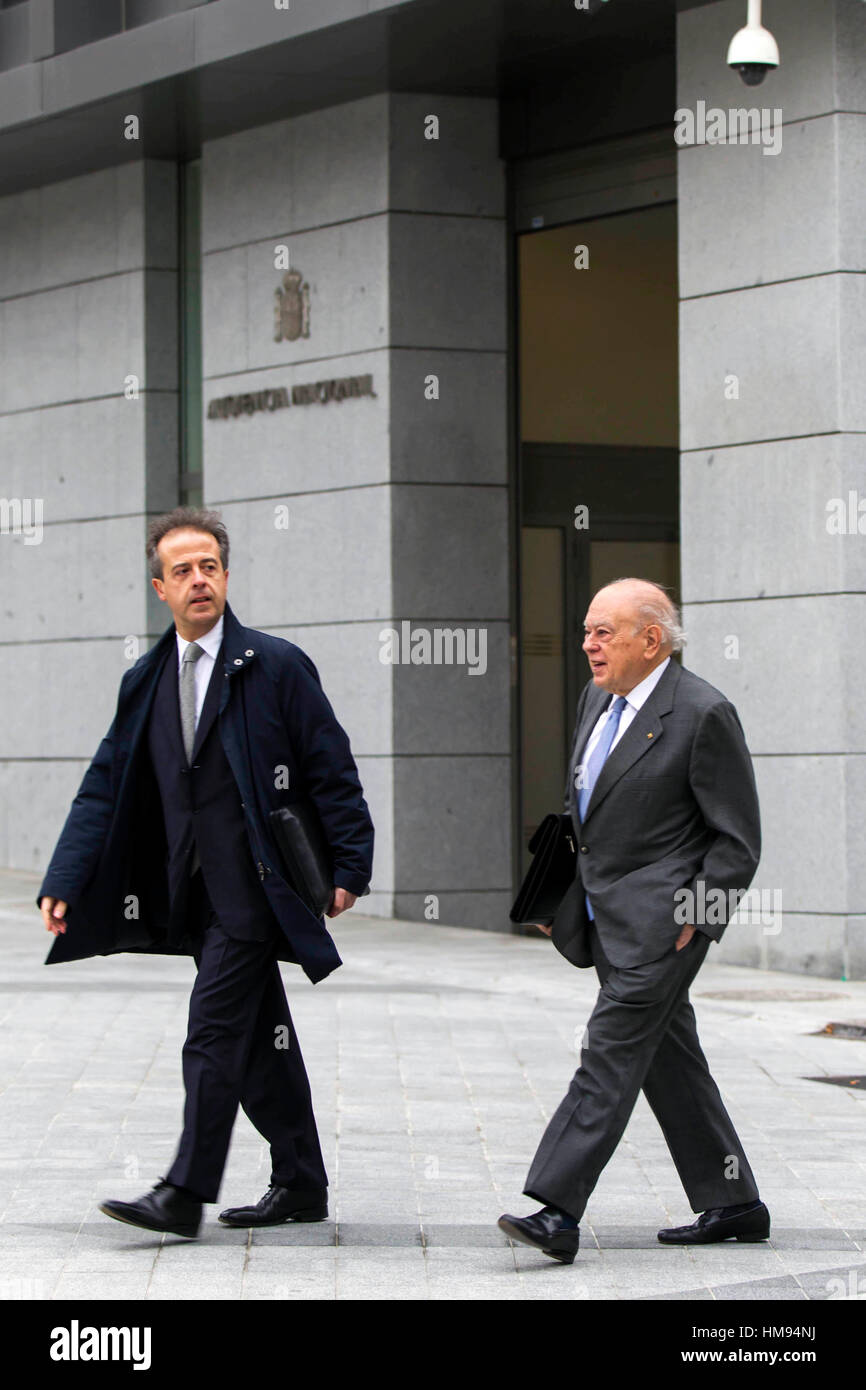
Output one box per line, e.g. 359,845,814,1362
1,868,865,1301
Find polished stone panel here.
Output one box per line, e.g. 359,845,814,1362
677,0,864,974
680,435,866,600
199,93,509,929
0,158,178,873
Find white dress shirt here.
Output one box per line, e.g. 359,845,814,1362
580,656,671,766
175,613,224,730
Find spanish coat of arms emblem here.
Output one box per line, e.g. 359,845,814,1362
274,268,311,342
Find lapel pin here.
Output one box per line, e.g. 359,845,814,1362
647,732,653,738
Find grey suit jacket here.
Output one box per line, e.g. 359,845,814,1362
551,660,761,970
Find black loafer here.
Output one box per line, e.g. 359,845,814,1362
498,1208,581,1264
100,1179,202,1239
658,1200,770,1245
218,1184,328,1227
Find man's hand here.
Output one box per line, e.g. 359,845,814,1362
675,923,696,951
533,923,553,937
326,887,357,919
40,896,68,936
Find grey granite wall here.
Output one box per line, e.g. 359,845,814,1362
0,160,178,872
199,93,511,927
677,0,866,977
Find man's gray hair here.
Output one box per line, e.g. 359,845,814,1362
146,506,230,580
609,577,686,653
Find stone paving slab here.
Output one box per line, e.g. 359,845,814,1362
2,868,865,1301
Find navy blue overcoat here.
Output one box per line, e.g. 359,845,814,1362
38,602,374,983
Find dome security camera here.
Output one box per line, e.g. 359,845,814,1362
727,0,779,87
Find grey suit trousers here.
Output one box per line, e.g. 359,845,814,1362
524,924,760,1221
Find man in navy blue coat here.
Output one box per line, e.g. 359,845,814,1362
38,507,374,1239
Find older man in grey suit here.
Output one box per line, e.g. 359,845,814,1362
499,578,768,1264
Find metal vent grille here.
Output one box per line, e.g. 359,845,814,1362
523,634,561,658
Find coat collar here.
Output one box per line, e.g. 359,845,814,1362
123,602,258,695
218,601,260,674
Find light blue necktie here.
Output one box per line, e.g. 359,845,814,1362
576,694,627,920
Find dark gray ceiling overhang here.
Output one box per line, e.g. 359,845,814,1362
0,0,693,194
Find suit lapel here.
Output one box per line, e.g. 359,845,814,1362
581,659,682,823
153,642,185,763
567,683,610,818
191,644,225,760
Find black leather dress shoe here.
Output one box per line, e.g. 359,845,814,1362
658,1200,770,1245
498,1208,581,1264
99,1180,202,1238
218,1184,328,1227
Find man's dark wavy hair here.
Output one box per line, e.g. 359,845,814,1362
146,506,230,580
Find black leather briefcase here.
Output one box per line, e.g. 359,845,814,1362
269,801,334,919
509,813,577,927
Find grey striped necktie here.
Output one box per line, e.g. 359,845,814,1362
180,641,205,765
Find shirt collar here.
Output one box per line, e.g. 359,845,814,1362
619,655,671,713
176,612,224,666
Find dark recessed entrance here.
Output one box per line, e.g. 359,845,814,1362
515,200,679,876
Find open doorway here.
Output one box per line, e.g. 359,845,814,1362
517,201,680,872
